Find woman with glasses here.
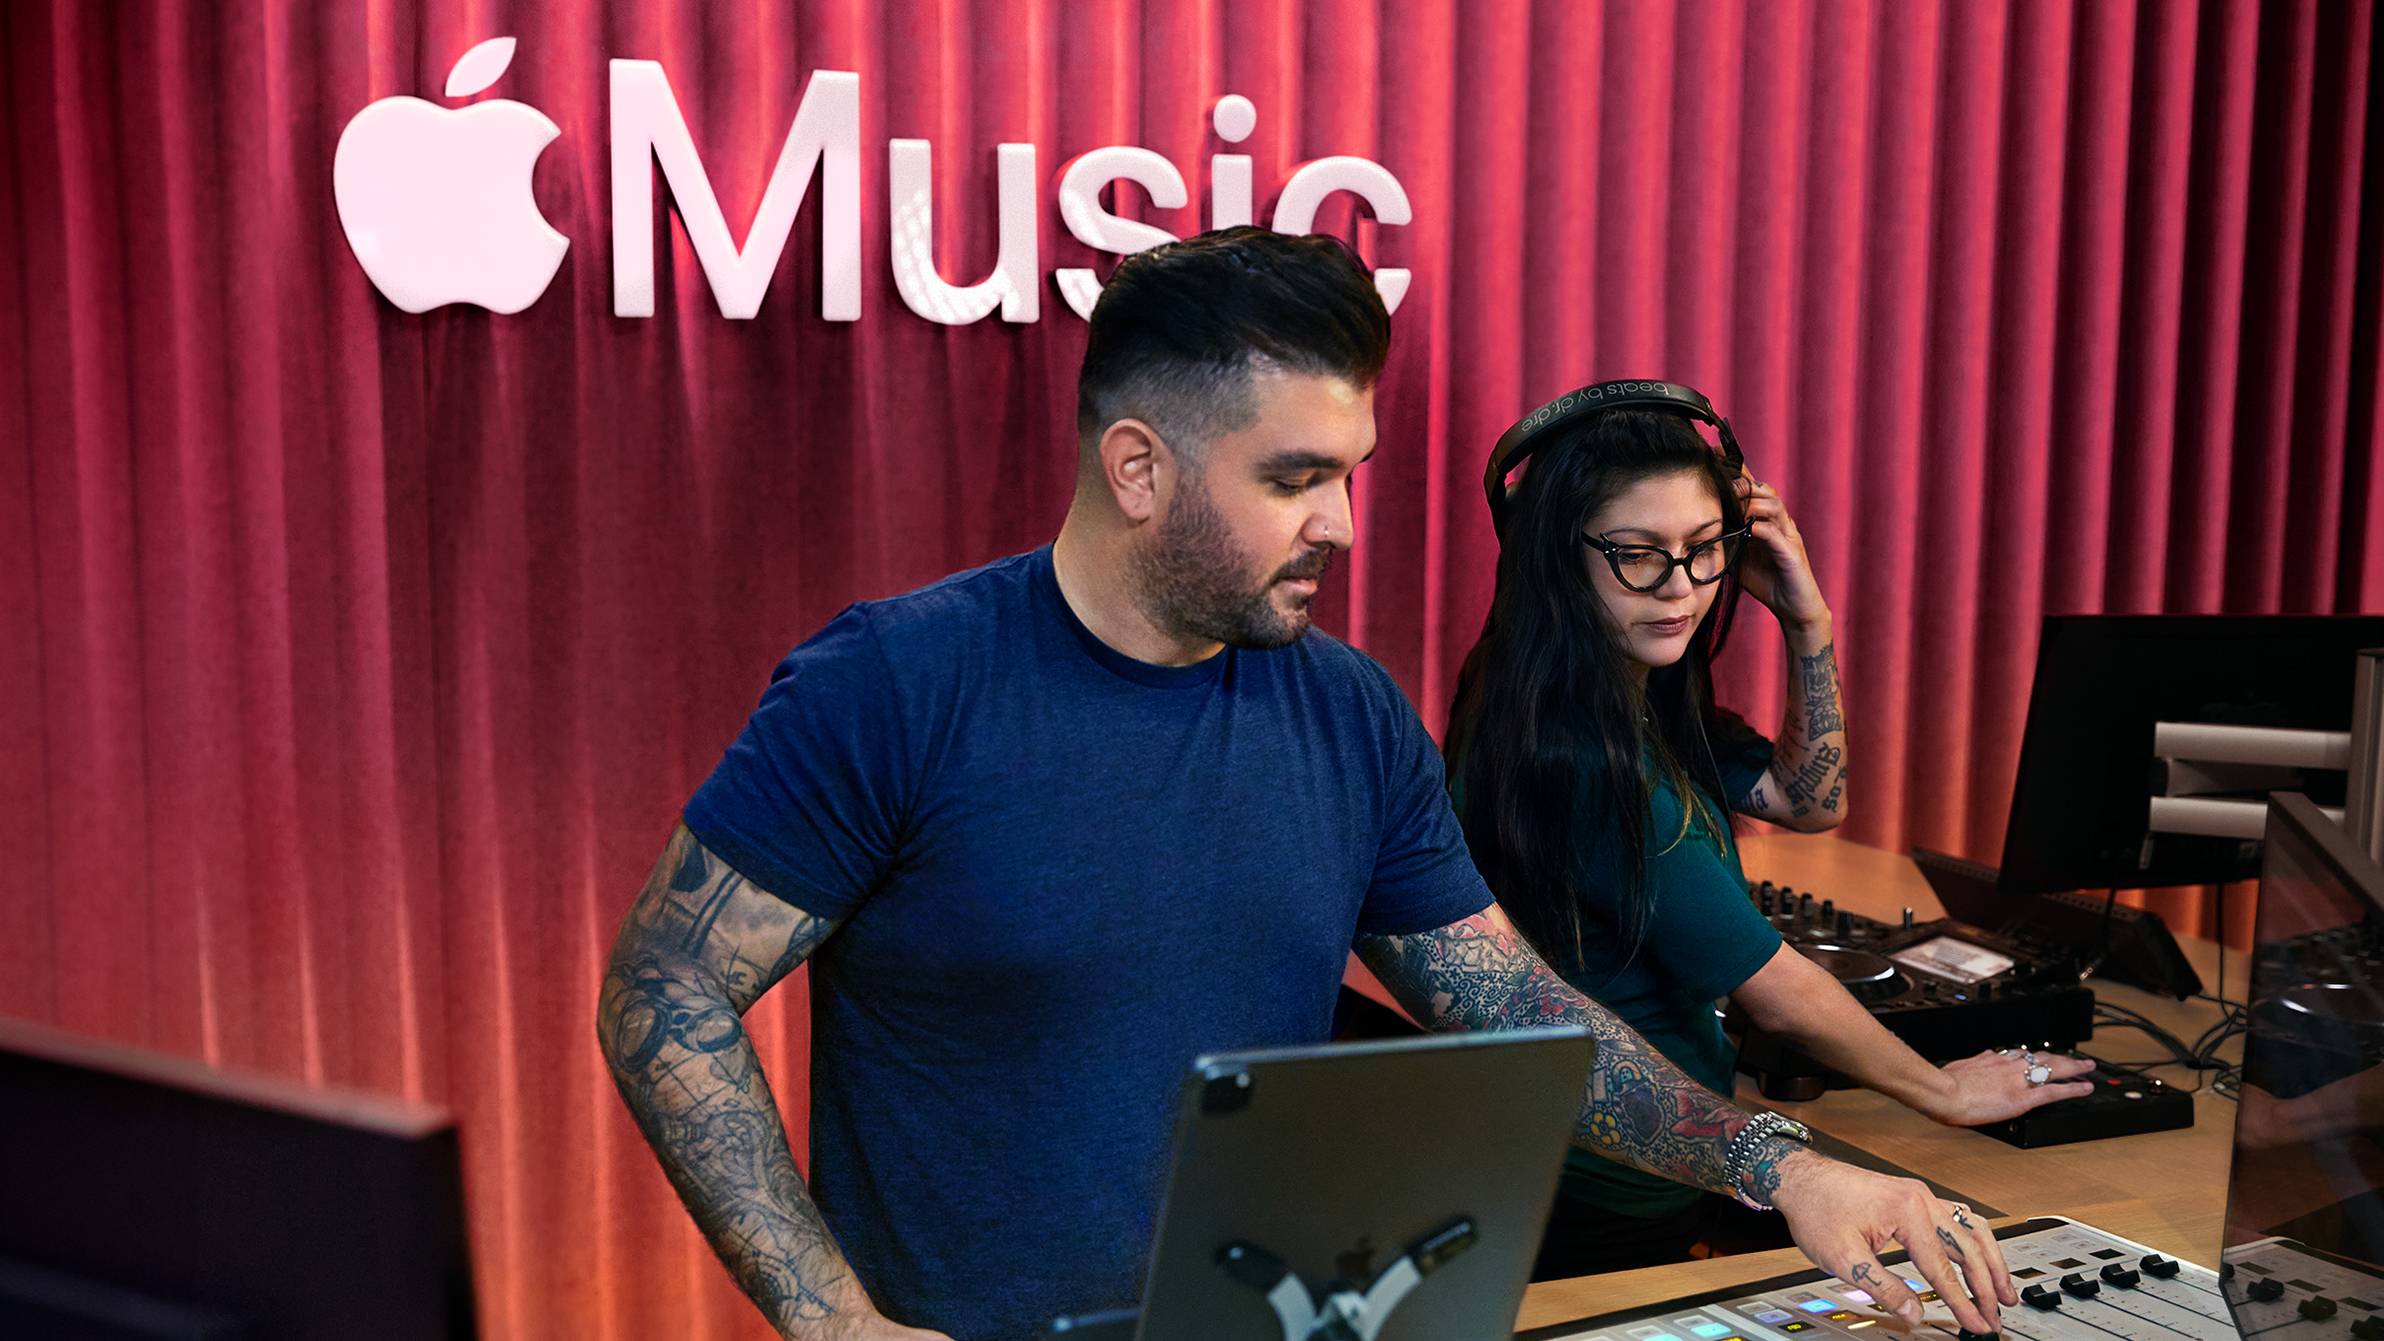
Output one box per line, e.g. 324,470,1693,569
1445,395,2093,1279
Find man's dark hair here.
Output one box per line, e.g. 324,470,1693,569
1076,227,1391,469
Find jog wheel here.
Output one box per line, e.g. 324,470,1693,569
1796,944,1907,1003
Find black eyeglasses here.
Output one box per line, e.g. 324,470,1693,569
1581,527,1749,593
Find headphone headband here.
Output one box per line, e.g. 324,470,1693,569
1482,379,1745,534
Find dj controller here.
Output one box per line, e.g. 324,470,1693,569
2243,920,2384,1101
1522,1217,2229,1341
1728,881,2100,1100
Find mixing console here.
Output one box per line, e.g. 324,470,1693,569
1522,1218,2226,1341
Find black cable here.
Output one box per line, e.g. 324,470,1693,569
2090,1011,2201,1069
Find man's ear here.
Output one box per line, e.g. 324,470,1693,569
1097,418,1177,523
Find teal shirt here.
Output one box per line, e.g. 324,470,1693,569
1551,742,1781,1218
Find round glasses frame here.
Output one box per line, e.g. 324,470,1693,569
1580,527,1750,593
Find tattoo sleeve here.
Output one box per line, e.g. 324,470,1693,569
597,824,853,1331
1748,640,1848,827
1353,909,1771,1201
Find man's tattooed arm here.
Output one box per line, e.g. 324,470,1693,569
1358,905,2010,1328
1353,906,1800,1200
597,824,874,1337
1740,639,1849,831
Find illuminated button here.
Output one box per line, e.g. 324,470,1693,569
1841,1291,1874,1305
1779,1323,1815,1333
1825,1312,1858,1322
1690,1325,1732,1337
1751,1311,1793,1325
1800,1301,1837,1313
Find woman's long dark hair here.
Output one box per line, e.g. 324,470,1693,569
1444,408,1764,979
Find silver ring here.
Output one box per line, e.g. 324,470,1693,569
2025,1064,2052,1086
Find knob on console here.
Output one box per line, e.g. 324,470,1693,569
2303,1298,2341,1321
2248,1279,2287,1303
2349,1315,2384,1340
2098,1264,2140,1289
2021,1284,2063,1310
2141,1255,2179,1279
2060,1273,2100,1299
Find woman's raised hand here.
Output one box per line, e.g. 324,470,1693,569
1733,468,1830,635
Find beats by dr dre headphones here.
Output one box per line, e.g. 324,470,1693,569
1482,379,1745,536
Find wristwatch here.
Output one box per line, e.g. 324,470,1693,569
1726,1112,1815,1211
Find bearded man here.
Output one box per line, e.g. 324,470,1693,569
599,228,2015,1341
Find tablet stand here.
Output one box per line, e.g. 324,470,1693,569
1216,1217,1476,1341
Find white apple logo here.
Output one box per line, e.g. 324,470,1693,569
334,38,569,314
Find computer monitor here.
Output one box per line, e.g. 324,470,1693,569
0,1015,478,1340
1051,1026,1594,1341
1998,615,2384,896
2224,792,2384,1269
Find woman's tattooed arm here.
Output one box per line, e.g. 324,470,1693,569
1741,639,1848,830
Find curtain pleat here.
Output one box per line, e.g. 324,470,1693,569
4,3,2379,1337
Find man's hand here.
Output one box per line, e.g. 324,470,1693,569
807,1286,953,1341
1768,1148,2012,1333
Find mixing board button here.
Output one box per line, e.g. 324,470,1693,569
1954,1332,1998,1341
2098,1265,2142,1288
2143,1255,2181,1278
2060,1273,2101,1298
2303,1298,2342,1321
2249,1279,2288,1303
2348,1316,2384,1340
2021,1285,2063,1310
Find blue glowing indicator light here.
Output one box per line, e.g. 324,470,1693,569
1800,1300,1837,1313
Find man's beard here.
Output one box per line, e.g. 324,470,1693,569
1131,474,1334,651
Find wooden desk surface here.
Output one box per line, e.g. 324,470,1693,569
1517,832,2245,1332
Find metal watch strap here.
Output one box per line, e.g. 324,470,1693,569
1726,1113,1813,1211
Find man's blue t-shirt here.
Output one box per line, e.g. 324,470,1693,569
683,546,1492,1340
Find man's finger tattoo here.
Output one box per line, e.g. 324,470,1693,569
1937,1225,1966,1256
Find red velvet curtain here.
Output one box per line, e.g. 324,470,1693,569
2,2,2375,1336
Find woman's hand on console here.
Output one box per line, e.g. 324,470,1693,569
1925,1048,2099,1126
